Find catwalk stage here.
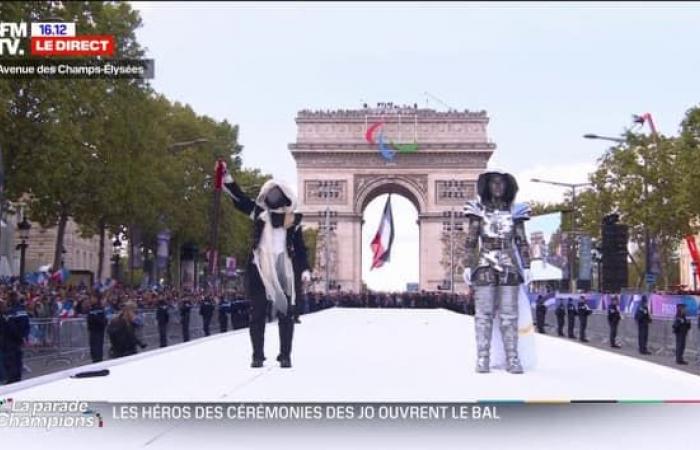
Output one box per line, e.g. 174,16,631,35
4,307,700,401
3,308,700,450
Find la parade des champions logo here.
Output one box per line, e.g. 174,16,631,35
0,398,104,429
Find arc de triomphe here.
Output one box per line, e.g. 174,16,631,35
290,105,495,292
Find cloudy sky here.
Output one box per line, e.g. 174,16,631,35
132,1,700,290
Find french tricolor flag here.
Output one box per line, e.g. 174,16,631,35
370,195,395,270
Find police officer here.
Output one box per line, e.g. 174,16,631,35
4,294,30,383
86,294,107,362
156,297,169,348
218,296,231,333
634,295,652,355
535,295,546,334
566,298,577,339
199,295,215,336
577,296,591,343
555,299,566,337
672,303,691,365
180,297,192,342
232,294,250,330
607,296,622,348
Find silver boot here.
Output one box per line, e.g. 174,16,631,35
499,285,524,374
476,355,490,373
474,286,496,373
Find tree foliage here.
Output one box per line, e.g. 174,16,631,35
521,106,700,290
0,2,269,285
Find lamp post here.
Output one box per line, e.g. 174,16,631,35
164,137,209,290
112,236,122,282
168,138,209,153
582,134,625,144
531,178,592,293
16,215,31,283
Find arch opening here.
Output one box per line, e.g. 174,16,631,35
361,191,419,292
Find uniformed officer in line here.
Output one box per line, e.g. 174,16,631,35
4,293,30,383
555,299,566,337
179,296,193,342
607,295,622,348
634,295,652,355
87,294,107,362
535,295,547,334
231,294,249,330
577,296,592,343
156,297,170,347
566,297,577,339
218,296,232,333
672,303,691,365
199,295,215,336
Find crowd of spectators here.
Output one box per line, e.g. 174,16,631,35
0,275,475,385
0,276,474,321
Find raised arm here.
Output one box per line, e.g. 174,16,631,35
222,171,256,217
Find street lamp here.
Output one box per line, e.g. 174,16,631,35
112,236,122,281
531,178,593,293
583,134,626,143
164,137,210,290
168,138,209,153
16,215,31,283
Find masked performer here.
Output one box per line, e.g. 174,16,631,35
222,171,311,368
463,170,534,374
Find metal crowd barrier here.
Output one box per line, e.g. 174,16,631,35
23,308,219,372
20,302,266,375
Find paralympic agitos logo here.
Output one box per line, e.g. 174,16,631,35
364,121,419,161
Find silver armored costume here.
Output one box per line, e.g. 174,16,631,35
464,170,531,374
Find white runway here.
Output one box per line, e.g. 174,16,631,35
4,307,700,402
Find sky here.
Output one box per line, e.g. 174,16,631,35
132,1,700,291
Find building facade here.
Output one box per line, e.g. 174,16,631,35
679,236,699,291
1,206,112,282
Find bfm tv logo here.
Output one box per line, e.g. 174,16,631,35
0,22,114,57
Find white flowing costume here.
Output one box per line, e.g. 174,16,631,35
252,180,299,315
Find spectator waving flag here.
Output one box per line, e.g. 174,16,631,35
50,267,70,284
370,195,395,270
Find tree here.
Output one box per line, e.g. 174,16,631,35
0,1,148,271
589,131,691,288
303,228,319,271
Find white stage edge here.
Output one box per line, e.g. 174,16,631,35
4,307,700,402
